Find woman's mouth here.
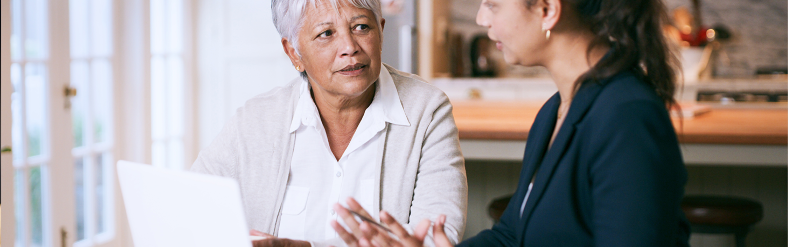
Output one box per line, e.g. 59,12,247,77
338,63,367,76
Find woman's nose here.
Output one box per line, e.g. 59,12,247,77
338,33,360,57
476,6,489,27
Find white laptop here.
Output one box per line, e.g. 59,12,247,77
118,160,260,247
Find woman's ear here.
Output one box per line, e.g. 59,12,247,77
281,38,304,72
541,0,561,31
380,18,386,51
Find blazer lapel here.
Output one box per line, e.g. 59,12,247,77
518,94,560,194
518,80,607,244
513,94,559,243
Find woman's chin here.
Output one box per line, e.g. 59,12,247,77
334,82,376,98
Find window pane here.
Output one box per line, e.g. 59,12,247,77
15,170,25,245
95,153,106,233
75,157,86,240
91,59,112,143
30,166,44,245
11,63,24,162
167,56,184,137
71,61,89,147
166,0,183,53
69,0,89,58
11,0,23,60
25,63,47,158
90,0,112,57
150,0,166,54
25,0,48,59
151,56,166,140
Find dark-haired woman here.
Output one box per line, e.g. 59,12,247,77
330,0,691,246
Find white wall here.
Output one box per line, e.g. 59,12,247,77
197,0,300,152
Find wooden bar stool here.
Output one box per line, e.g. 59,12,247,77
681,195,764,247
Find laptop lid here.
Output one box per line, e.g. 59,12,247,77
117,160,252,247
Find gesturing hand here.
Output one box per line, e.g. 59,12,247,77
249,229,311,247
330,197,454,247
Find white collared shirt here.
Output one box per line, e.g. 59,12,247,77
278,65,409,244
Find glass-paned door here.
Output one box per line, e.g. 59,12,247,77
151,0,187,170
70,0,116,246
10,0,117,246
11,0,53,245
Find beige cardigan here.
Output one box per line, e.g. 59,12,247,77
191,64,467,245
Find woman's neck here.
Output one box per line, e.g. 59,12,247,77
309,82,376,161
310,83,375,132
543,32,610,103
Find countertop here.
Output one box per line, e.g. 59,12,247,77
433,77,788,102
452,100,788,145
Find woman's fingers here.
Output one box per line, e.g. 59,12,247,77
432,215,454,247
251,239,275,247
412,219,431,241
346,197,374,220
249,229,274,241
335,203,374,242
360,221,395,247
331,220,359,247
249,229,266,236
379,211,412,240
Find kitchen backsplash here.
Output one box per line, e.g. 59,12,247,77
665,0,787,77
450,0,787,78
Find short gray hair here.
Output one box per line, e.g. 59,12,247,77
271,0,383,56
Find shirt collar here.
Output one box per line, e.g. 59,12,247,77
373,64,410,127
288,64,410,133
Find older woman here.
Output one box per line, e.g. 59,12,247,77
190,0,467,246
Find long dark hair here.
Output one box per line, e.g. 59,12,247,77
530,0,680,108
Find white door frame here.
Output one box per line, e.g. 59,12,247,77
2,0,17,244
48,0,77,245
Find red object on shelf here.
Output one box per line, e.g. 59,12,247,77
680,26,710,46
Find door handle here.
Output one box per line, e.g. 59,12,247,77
64,85,77,109
61,226,68,247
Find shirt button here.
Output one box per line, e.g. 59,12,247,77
336,171,342,177
331,210,336,216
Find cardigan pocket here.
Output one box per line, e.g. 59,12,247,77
278,186,309,240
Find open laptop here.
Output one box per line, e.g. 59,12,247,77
118,160,262,247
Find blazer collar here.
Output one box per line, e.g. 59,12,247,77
516,75,613,243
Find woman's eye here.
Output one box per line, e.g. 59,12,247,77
353,24,369,31
318,30,333,38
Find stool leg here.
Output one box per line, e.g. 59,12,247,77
734,228,749,247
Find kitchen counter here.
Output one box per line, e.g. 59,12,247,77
432,77,788,102
452,100,788,166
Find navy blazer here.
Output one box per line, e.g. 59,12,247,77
459,71,690,247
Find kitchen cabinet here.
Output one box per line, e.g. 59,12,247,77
417,0,451,79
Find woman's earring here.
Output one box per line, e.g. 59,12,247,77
296,65,301,71
542,26,551,40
